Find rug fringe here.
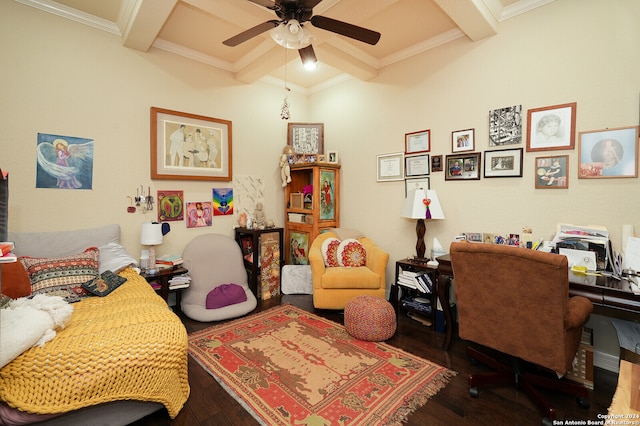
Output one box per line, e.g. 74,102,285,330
383,369,458,425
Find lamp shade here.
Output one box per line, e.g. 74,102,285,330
140,222,163,245
270,20,314,49
401,189,445,220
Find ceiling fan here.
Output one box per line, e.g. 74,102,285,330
223,0,381,66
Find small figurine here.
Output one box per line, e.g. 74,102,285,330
254,202,266,229
238,212,247,228
280,145,294,187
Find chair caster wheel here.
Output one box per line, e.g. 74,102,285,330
576,397,590,409
469,387,479,398
542,417,553,426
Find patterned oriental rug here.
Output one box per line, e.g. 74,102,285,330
188,305,456,425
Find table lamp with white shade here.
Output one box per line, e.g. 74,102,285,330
140,222,163,270
401,188,445,261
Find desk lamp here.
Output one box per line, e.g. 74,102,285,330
140,222,163,271
401,189,445,261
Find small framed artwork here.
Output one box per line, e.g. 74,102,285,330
318,154,326,162
489,105,522,146
288,122,324,155
526,102,576,152
445,153,481,181
150,107,232,181
376,152,404,182
483,148,523,178
535,155,569,188
405,153,430,177
431,155,443,172
578,126,639,178
405,177,430,196
405,129,430,154
327,151,339,163
452,128,475,152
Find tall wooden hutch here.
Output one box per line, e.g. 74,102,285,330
284,163,340,265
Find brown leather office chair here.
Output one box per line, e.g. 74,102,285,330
450,241,593,423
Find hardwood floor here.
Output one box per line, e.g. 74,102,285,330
133,294,618,425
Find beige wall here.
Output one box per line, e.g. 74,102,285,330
2,0,639,367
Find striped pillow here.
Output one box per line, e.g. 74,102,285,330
20,247,99,303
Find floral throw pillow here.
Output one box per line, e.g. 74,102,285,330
321,237,341,267
337,239,367,267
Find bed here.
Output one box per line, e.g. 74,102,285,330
0,224,190,425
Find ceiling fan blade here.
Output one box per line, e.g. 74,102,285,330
310,15,380,45
223,21,279,47
300,0,323,9
298,45,317,64
247,0,277,9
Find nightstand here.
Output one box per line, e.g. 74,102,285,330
140,266,189,313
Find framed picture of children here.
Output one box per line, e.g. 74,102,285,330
535,155,569,188
526,102,576,152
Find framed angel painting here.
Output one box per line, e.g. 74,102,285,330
36,133,94,189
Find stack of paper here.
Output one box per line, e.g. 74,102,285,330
169,274,191,290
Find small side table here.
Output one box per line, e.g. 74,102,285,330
390,258,438,328
140,266,188,313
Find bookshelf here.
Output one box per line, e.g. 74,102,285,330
390,258,438,329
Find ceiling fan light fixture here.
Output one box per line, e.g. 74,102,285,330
270,19,314,49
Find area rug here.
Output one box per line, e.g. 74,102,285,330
188,304,456,425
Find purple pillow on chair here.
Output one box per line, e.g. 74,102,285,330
206,283,248,309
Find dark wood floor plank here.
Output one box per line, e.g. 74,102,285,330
133,294,617,425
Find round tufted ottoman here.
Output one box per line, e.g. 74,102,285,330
344,295,397,341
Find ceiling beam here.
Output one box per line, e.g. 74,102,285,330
315,43,378,81
432,0,497,41
120,0,178,51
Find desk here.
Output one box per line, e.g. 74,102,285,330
436,255,640,351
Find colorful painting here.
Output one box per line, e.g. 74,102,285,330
319,170,335,220
186,201,212,228
290,231,309,265
36,133,94,189
213,188,233,216
260,232,281,300
157,190,184,222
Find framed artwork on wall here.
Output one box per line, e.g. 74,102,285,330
526,102,576,152
578,126,639,178
535,155,569,188
452,128,475,152
405,129,430,154
489,105,522,146
287,123,324,155
327,151,339,163
404,154,430,177
150,107,232,181
405,177,430,196
431,155,443,172
483,148,523,178
376,152,404,181
445,153,481,181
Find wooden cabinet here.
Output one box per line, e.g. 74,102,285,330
234,227,283,300
284,163,340,265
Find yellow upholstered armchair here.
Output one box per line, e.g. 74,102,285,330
450,241,593,423
309,230,389,309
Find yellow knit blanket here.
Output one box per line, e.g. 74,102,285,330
0,268,190,418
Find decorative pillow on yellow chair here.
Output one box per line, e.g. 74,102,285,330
337,239,367,267
321,237,341,267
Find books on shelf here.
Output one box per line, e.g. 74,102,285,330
396,268,432,294
156,254,184,267
169,274,191,290
401,296,432,315
1,242,14,256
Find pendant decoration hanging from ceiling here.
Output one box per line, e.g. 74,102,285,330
281,97,290,120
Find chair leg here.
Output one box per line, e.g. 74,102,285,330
520,376,556,421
